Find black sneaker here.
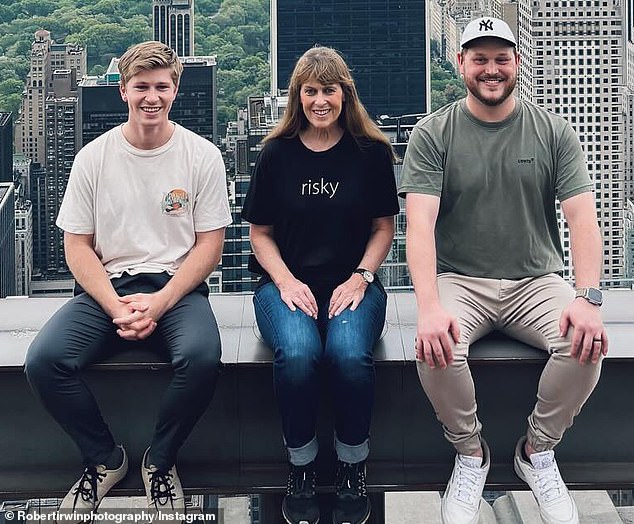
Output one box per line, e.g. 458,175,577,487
282,461,320,524
333,460,370,524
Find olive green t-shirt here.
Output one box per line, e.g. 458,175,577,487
398,98,593,279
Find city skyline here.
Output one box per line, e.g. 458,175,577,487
1,0,634,297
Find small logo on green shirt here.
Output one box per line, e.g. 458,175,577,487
517,158,534,164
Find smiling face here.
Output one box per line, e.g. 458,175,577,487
459,38,519,109
119,67,178,129
299,78,345,132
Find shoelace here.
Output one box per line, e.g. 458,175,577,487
287,466,316,498
149,469,177,508
336,463,367,499
532,464,563,503
453,462,484,504
73,467,106,505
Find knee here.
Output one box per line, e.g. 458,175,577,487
275,341,321,384
172,341,221,380
24,339,62,385
327,342,373,379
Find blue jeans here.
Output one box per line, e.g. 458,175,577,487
253,280,387,466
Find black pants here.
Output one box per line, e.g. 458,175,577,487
25,273,221,470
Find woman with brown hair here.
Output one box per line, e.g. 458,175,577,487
242,46,399,524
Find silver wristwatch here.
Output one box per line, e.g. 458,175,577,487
575,287,603,306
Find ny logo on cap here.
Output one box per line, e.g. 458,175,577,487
479,19,494,32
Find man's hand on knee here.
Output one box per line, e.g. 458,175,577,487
415,304,460,369
559,299,608,364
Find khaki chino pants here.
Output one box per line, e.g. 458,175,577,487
417,272,603,455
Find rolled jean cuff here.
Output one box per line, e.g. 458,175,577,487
335,435,370,464
287,436,318,466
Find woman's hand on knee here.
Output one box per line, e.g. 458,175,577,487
277,277,318,319
328,276,367,319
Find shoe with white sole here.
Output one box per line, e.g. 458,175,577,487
441,439,490,524
514,437,578,524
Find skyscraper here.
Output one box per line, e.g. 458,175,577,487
221,96,288,293
272,0,430,118
44,71,79,276
15,199,33,296
153,0,195,57
14,30,86,167
518,1,626,284
0,113,12,184
0,183,16,298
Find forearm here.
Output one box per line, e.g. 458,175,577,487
569,222,602,288
406,226,441,308
563,192,603,288
356,217,395,273
251,228,296,287
65,241,120,317
159,229,225,310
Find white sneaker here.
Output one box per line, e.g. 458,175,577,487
441,440,490,524
514,437,579,524
141,447,186,521
58,445,128,524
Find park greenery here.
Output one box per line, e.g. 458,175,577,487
0,0,462,131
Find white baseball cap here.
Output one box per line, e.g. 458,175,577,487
460,17,517,48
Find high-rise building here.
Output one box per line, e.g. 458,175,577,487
518,1,626,284
29,162,48,278
80,56,218,146
44,74,79,276
15,199,33,296
272,0,430,119
13,154,32,201
153,0,195,57
0,112,12,184
14,30,86,167
221,96,288,293
0,183,16,298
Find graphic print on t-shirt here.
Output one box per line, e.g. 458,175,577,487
162,188,190,216
300,177,340,199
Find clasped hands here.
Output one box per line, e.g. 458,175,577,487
111,292,169,341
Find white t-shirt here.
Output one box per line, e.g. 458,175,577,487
57,123,232,278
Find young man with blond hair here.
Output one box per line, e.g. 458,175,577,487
26,41,231,519
399,17,607,524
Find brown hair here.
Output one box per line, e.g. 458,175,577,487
264,46,395,158
118,41,183,86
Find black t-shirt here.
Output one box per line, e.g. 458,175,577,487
242,132,399,298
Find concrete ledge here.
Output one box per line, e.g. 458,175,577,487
1,292,634,502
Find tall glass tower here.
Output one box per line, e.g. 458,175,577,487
153,0,195,57
272,0,429,119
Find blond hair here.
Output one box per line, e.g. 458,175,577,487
264,46,395,158
118,41,183,86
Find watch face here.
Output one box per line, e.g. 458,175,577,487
363,271,375,283
587,287,603,304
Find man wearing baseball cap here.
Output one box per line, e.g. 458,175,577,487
399,16,606,524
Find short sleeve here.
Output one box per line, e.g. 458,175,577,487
398,120,445,198
242,143,276,225
554,121,593,202
193,145,232,232
370,143,400,218
56,149,96,234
